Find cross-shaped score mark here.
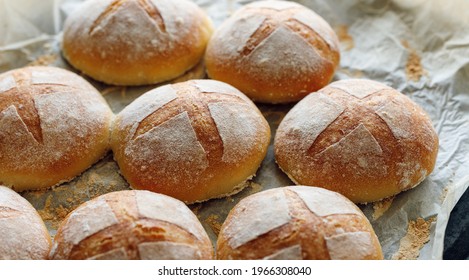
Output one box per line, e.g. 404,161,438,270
89,0,166,34
0,70,80,144
133,83,245,163
307,88,395,156
241,7,331,59
0,71,43,143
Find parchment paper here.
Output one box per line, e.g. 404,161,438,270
0,0,468,260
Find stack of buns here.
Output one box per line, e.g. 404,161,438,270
0,0,442,260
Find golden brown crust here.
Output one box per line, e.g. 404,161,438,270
0,66,113,191
216,186,383,260
0,186,51,260
110,80,270,203
50,190,213,260
62,0,213,85
274,79,439,203
205,0,340,104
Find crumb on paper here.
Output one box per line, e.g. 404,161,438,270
339,68,364,78
402,40,426,82
101,86,122,96
120,87,127,98
440,187,449,203
392,216,436,260
205,214,222,237
37,194,77,233
27,53,58,66
335,25,354,51
248,182,263,195
372,196,394,221
190,203,202,216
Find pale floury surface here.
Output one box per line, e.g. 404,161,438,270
217,186,383,260
275,79,439,203
111,79,270,203
62,0,213,85
50,190,213,260
0,186,51,260
0,66,113,191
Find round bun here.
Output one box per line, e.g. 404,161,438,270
0,186,51,260
0,66,113,191
275,79,439,203
62,0,213,85
217,186,382,260
111,80,270,203
50,190,213,260
205,0,340,104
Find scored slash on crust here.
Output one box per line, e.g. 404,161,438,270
133,82,246,163
0,70,82,144
89,0,167,35
307,88,397,156
240,7,332,59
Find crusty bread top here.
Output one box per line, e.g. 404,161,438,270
65,0,206,60
0,186,51,260
275,79,439,202
50,190,212,259
0,66,112,182
206,0,339,95
218,186,380,260
62,0,212,85
113,80,269,190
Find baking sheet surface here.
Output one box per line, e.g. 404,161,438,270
1,0,468,259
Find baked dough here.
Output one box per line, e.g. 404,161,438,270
0,66,113,191
111,79,270,203
274,79,439,203
62,0,213,85
217,186,383,260
50,190,213,260
205,0,340,103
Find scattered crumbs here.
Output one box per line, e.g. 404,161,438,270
37,195,78,231
372,196,394,221
440,187,449,203
37,195,55,221
27,54,58,66
339,68,364,78
101,86,122,96
120,87,127,98
248,182,263,195
335,25,354,51
205,214,222,237
402,40,426,82
392,216,436,260
190,203,202,216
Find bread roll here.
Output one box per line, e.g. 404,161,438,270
0,186,51,260
205,0,340,104
0,66,113,191
217,186,382,260
111,79,270,203
50,190,213,260
275,79,439,203
62,0,213,85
